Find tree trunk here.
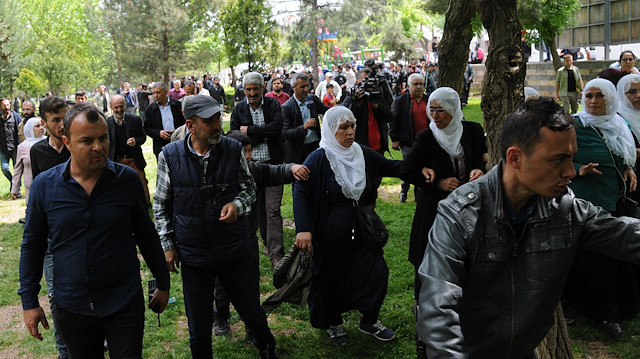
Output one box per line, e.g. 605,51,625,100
474,0,526,168
162,31,170,85
545,36,562,72
310,0,319,87
230,65,236,90
437,0,475,92
534,304,574,359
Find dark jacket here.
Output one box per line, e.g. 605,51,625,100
143,98,185,157
0,110,21,154
390,92,429,147
209,84,226,105
399,121,487,266
107,113,147,170
162,137,252,267
417,162,640,359
281,95,329,163
230,96,284,164
342,96,393,152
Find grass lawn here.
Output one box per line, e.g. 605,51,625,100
0,101,637,358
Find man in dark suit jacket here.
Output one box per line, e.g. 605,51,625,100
230,72,285,266
390,73,430,202
144,82,185,158
281,72,330,164
108,94,150,204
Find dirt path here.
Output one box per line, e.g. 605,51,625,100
0,295,55,359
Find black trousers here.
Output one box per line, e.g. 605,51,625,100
182,257,275,358
54,289,144,359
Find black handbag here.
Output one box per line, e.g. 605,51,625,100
618,197,640,218
354,204,389,250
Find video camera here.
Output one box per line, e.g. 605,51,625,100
349,68,385,102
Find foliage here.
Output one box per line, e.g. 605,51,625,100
20,0,108,95
519,0,581,43
15,68,44,97
0,0,28,95
219,0,279,71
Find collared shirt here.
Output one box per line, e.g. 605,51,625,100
247,98,270,162
19,159,170,317
410,95,429,135
294,96,319,145
158,102,175,131
265,91,290,105
30,137,71,179
153,134,256,251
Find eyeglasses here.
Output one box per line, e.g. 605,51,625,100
621,58,636,62
429,107,446,114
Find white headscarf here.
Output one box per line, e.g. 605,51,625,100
319,106,366,201
524,87,540,102
23,117,46,147
617,74,640,140
578,78,636,166
427,87,464,157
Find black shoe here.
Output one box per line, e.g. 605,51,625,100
327,324,349,344
15,193,22,199
258,343,276,358
603,321,623,338
18,217,26,224
417,339,428,359
399,192,407,203
214,318,230,336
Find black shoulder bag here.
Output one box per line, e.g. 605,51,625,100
354,202,389,250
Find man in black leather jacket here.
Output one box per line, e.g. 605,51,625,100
417,98,640,359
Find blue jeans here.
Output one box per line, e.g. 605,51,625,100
0,149,15,183
44,251,69,359
182,256,274,358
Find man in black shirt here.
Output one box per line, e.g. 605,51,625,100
209,77,227,111
28,96,70,359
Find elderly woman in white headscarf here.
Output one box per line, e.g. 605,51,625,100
399,87,487,319
293,106,401,345
11,117,46,202
564,78,640,338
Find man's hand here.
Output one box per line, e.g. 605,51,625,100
295,232,313,253
219,202,238,223
23,307,49,341
391,141,400,151
421,168,435,183
304,118,316,130
437,177,460,192
291,165,310,181
240,126,249,134
10,194,16,200
149,289,169,313
159,130,172,141
164,249,180,273
126,137,136,147
355,88,366,99
578,162,602,177
469,169,484,182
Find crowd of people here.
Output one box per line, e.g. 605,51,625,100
5,48,640,359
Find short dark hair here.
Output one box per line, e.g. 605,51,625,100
225,130,251,146
39,97,68,122
75,90,86,97
326,83,334,89
184,80,196,88
63,103,106,137
500,97,575,160
271,78,282,85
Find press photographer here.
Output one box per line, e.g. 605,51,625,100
363,59,394,106
342,69,392,156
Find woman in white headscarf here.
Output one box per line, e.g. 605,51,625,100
399,87,487,352
524,87,541,102
565,78,640,338
617,74,640,140
293,106,401,345
11,117,46,203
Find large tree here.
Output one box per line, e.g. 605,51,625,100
520,0,581,69
103,0,211,84
219,0,278,73
0,0,28,95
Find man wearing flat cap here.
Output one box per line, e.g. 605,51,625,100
153,96,277,358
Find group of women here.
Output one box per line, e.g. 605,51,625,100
291,54,640,349
563,72,640,337
293,86,487,346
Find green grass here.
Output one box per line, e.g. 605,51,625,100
0,102,638,358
